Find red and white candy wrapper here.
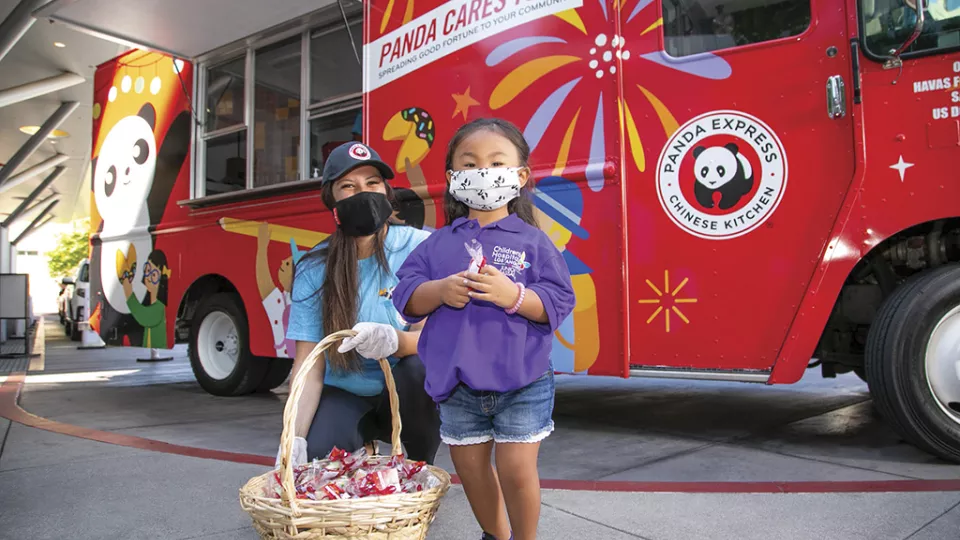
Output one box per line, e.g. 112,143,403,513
264,446,442,500
465,239,485,274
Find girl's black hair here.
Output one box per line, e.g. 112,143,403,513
143,250,169,307
443,117,538,228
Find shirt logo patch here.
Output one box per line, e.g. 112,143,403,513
491,245,529,278
378,287,394,299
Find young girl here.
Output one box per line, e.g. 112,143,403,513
392,118,575,540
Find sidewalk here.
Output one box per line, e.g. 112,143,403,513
0,316,958,539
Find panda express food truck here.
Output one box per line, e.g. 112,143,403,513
41,0,960,462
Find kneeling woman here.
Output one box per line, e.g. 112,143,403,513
279,142,440,466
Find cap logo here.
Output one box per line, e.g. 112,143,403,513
348,144,371,161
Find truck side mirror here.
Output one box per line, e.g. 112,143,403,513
884,0,926,70
62,277,75,285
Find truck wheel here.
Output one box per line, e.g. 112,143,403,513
865,265,960,463
256,358,293,392
189,293,267,396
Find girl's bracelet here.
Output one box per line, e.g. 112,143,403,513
505,282,526,315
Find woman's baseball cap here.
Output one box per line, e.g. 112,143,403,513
322,142,395,184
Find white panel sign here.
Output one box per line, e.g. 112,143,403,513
364,0,583,92
0,274,28,319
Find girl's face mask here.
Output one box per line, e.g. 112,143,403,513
333,191,394,237
447,167,523,211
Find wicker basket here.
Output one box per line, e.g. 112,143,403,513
239,330,451,539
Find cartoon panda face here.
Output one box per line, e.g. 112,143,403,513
94,111,157,228
693,145,740,189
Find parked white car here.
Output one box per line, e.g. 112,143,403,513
62,258,90,341
57,281,72,326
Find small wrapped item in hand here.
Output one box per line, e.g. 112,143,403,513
465,238,485,274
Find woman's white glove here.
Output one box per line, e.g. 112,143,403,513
275,436,308,469
338,322,399,359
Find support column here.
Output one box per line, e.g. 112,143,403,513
0,226,9,343
0,101,78,189
1,166,63,227
0,0,47,64
0,73,85,109
0,154,70,195
11,200,58,245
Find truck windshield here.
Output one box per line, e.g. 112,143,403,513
861,0,960,58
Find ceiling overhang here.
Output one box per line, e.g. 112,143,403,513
34,0,343,60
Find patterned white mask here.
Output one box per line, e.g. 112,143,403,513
448,167,523,211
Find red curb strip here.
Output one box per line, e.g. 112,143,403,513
3,372,960,493
0,373,272,467
539,478,960,494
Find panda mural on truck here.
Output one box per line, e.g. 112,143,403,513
89,51,192,346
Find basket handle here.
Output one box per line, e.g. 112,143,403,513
277,330,404,513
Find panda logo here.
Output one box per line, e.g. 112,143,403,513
656,110,787,240
692,143,754,211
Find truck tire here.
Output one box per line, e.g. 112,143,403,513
865,264,960,463
256,358,293,392
189,293,267,396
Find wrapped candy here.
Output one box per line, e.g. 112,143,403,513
265,446,443,500
465,239,485,274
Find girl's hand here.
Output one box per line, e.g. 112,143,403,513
438,271,471,309
464,265,520,309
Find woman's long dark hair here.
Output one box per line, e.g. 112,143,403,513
292,181,396,373
443,117,538,228
144,250,169,307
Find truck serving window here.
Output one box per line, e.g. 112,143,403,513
203,56,246,196
254,35,303,188
195,2,362,198
307,17,363,180
662,0,811,57
861,0,960,58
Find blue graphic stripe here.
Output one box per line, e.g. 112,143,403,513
586,93,605,192
626,0,654,23
524,77,582,152
485,36,567,66
598,0,609,21
640,51,732,80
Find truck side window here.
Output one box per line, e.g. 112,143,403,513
195,2,363,197
79,263,89,283
203,56,247,196
308,14,363,179
861,0,960,58
662,0,811,57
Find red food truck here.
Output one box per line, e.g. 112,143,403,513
62,0,960,462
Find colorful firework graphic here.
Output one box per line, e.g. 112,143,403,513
637,270,697,333
485,0,732,192
378,0,416,35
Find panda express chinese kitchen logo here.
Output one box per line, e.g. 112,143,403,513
656,110,787,240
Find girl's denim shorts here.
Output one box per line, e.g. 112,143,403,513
438,370,555,445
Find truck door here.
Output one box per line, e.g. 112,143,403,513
625,0,857,375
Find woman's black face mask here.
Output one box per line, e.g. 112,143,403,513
333,191,394,237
